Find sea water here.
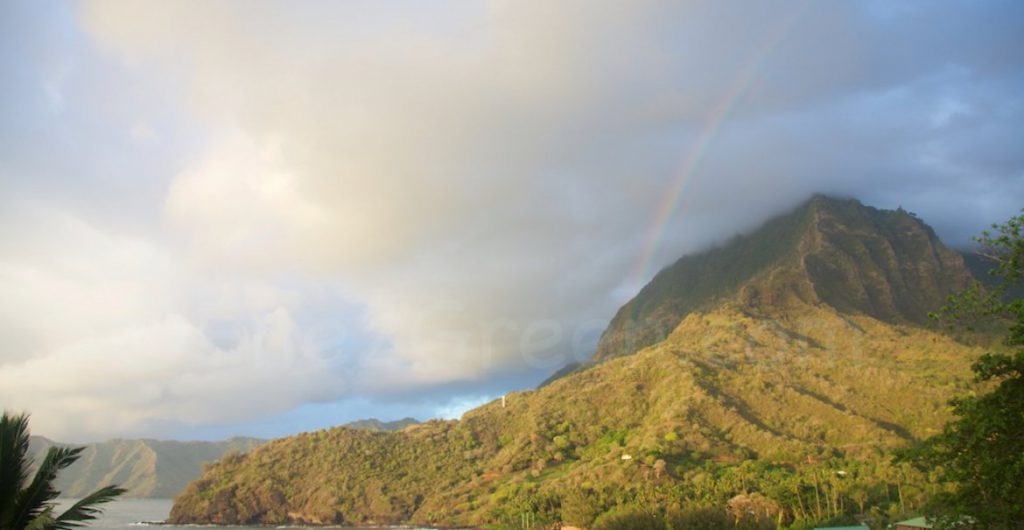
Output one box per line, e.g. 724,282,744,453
55,499,176,530
55,498,411,530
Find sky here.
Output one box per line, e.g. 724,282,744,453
1,0,1022,442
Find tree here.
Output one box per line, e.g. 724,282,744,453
0,412,125,530
906,211,1024,529
560,488,603,528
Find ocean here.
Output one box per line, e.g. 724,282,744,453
55,498,176,530
54,498,406,530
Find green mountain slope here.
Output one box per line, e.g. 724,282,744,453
169,305,987,526
344,417,420,432
168,196,994,528
29,418,413,499
595,196,973,361
29,436,264,498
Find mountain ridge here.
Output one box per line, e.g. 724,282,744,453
595,195,973,361
30,417,418,498
167,195,995,528
343,417,420,432
169,302,987,526
29,435,264,499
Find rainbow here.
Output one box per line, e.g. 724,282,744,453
627,3,810,288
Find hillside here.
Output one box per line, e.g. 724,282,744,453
29,417,416,499
29,436,263,498
169,304,988,527
168,196,994,528
595,196,973,361
344,417,420,432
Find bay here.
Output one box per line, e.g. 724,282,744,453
54,498,418,530
55,499,175,530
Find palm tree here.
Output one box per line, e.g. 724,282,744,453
0,412,125,530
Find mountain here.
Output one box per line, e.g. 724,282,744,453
29,436,264,498
595,195,974,361
344,417,420,432
168,196,996,528
538,361,591,388
30,418,417,499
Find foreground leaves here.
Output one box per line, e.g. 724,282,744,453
906,210,1024,530
0,412,125,530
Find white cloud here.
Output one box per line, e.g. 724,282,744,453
0,0,1021,439
434,394,496,421
0,203,345,440
129,122,158,143
0,204,178,364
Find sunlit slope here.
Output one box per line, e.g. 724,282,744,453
169,195,989,526
169,302,982,525
595,195,973,361
28,417,412,499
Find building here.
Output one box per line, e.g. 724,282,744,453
895,516,932,529
895,515,974,529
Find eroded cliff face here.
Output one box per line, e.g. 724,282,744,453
595,195,973,361
28,436,264,498
799,199,972,324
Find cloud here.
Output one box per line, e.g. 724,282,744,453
434,394,497,421
0,0,1021,439
0,203,350,440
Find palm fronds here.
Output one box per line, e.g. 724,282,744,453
54,485,127,530
24,507,55,530
11,446,85,530
1,411,124,530
1,412,33,526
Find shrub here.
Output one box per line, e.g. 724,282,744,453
560,489,602,528
592,506,666,530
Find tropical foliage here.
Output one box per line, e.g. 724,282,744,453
905,210,1024,529
169,197,998,529
596,196,973,361
170,300,987,528
1,412,124,530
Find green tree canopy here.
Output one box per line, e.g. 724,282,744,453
907,211,1024,529
1,412,125,530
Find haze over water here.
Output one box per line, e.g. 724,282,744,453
56,499,407,530
56,499,172,530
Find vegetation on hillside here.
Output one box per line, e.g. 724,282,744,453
904,211,1024,529
343,417,420,432
595,197,814,361
1,412,124,530
596,196,973,361
169,197,999,529
27,417,407,500
28,436,263,499
171,302,988,528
